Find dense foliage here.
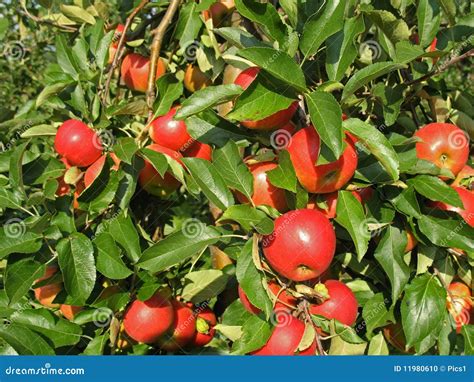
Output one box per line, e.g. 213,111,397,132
0,0,473,356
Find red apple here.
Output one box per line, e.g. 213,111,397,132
138,144,183,197
182,141,212,161
447,282,472,333
184,64,212,93
287,126,358,194
159,300,196,351
84,153,120,188
405,230,418,252
234,67,298,130
34,266,62,309
262,209,336,281
310,280,358,327
414,123,469,177
238,281,297,315
54,120,103,167
306,191,362,219
452,165,474,188
235,161,288,212
428,186,474,227
121,53,166,93
60,305,83,320
123,291,175,344
191,306,217,347
251,312,316,355
149,107,193,152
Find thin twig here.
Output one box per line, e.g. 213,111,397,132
19,6,77,32
146,0,182,122
102,0,151,104
406,49,474,86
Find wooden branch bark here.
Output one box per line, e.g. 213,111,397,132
145,0,182,122
102,0,151,104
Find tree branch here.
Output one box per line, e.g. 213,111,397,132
406,49,474,86
102,0,151,104
19,6,77,32
145,0,181,122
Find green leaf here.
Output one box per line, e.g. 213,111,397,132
234,0,288,47
387,186,422,218
212,141,253,199
418,215,474,253
36,81,75,108
408,175,463,208
9,142,28,194
344,118,400,181
401,274,446,347
175,2,201,47
10,309,82,348
335,191,370,260
417,0,441,48
186,111,252,147
20,124,57,137
60,4,96,24
219,205,274,234
57,233,96,303
0,324,54,355
462,325,474,355
236,238,273,319
329,334,367,355
137,226,221,272
181,269,229,303
305,91,344,159
93,233,133,280
182,157,234,211
153,74,183,118
113,137,138,165
227,74,296,122
107,212,141,263
95,30,114,70
231,314,273,354
267,150,297,193
0,229,42,259
372,83,404,126
300,0,346,59
374,226,410,304
175,84,243,120
368,332,389,355
82,334,108,355
439,0,457,25
326,16,365,81
341,62,404,101
395,41,425,63
365,10,410,58
55,35,79,77
238,47,306,91
214,27,268,49
362,293,390,337
5,258,44,305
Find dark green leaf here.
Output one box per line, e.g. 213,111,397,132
300,0,346,59
137,226,221,272
175,85,243,120
212,141,253,199
57,233,96,303
401,274,446,347
374,226,410,304
182,157,234,210
305,91,344,159
335,191,370,260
